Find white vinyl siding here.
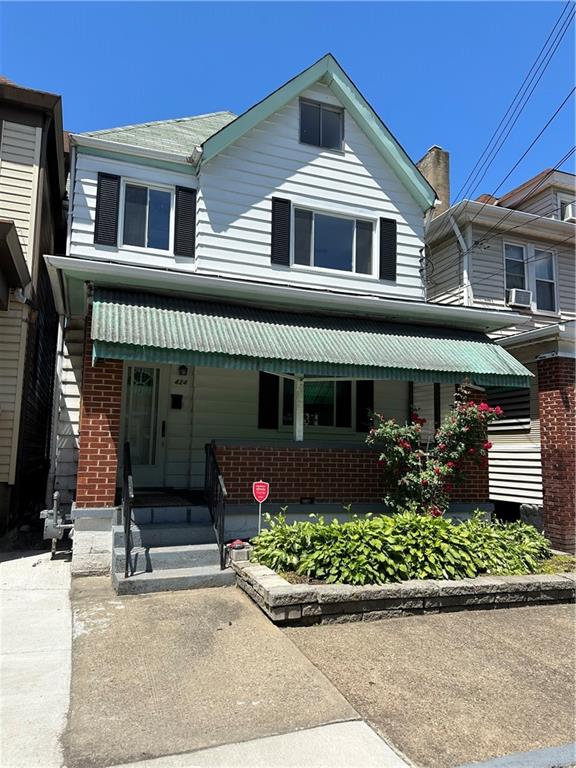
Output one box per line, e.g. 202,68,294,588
51,319,84,508
426,236,463,304
69,152,197,269
196,83,425,300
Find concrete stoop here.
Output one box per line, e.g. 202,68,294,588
111,522,235,595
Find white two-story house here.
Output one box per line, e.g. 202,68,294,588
424,160,575,554
44,55,531,588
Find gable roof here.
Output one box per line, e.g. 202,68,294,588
201,53,437,211
82,111,236,156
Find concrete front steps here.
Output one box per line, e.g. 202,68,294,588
111,518,235,595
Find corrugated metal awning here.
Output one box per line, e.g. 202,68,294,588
91,289,532,388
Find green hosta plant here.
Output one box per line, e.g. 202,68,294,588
251,509,553,585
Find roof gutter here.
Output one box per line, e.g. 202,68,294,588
45,253,528,333
428,200,575,244
70,134,197,168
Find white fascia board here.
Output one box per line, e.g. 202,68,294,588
70,134,198,168
45,254,527,333
428,200,575,244
498,319,575,349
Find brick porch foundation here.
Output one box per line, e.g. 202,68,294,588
214,443,489,506
538,356,576,553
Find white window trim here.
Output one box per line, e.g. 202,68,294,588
278,378,357,432
299,97,345,153
502,240,560,315
556,191,575,221
290,204,378,279
118,178,175,255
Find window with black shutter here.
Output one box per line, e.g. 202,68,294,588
174,187,196,257
271,198,291,265
94,173,120,246
355,380,374,433
258,372,280,429
379,217,397,281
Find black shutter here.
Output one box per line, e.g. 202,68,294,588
433,383,441,431
379,218,397,281
258,372,279,429
271,197,291,265
94,173,120,246
174,187,197,257
355,380,374,433
408,381,414,420
335,381,352,428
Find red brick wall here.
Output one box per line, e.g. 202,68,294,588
213,444,489,506
538,356,576,553
75,315,123,508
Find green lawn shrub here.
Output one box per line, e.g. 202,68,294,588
251,511,552,585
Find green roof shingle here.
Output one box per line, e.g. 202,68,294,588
82,111,237,155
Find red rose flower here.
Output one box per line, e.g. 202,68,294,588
438,443,446,451
468,447,476,454
447,461,456,469
429,506,444,518
494,406,503,416
483,441,493,451
478,402,491,412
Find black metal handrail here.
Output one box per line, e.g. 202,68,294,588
205,441,227,570
123,442,135,578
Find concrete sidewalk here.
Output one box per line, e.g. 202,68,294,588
0,550,72,768
64,578,408,768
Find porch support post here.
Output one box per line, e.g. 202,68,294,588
294,375,304,442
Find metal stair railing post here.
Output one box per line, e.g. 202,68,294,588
123,442,135,579
205,441,228,570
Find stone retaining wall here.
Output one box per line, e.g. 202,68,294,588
233,561,576,625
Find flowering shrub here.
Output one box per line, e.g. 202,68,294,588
365,387,503,514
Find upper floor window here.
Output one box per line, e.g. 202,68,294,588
293,208,373,274
504,243,526,292
300,99,344,150
504,241,557,313
558,193,575,222
534,249,556,312
122,183,172,251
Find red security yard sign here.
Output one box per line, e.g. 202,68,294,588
253,480,270,534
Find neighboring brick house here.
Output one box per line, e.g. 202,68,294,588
424,155,575,552
0,79,66,533
44,55,531,584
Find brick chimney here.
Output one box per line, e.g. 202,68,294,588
417,146,450,216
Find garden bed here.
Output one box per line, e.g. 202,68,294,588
233,560,576,625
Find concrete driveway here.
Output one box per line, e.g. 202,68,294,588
286,605,576,768
64,579,408,768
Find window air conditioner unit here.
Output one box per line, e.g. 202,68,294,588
562,202,576,223
507,288,532,308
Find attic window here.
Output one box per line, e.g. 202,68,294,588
300,99,343,150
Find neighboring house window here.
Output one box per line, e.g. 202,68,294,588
558,193,575,222
282,379,352,428
487,388,531,432
300,99,344,150
122,183,172,251
293,208,373,274
534,249,556,312
504,243,526,294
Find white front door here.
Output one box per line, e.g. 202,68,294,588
122,364,169,487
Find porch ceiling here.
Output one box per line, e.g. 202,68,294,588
91,289,532,388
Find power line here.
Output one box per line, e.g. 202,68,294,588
432,2,575,244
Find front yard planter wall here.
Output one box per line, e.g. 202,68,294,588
233,561,576,625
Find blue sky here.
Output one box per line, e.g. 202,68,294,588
1,2,574,202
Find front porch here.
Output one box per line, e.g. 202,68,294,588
68,287,531,585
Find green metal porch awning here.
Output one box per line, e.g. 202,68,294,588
91,289,532,388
